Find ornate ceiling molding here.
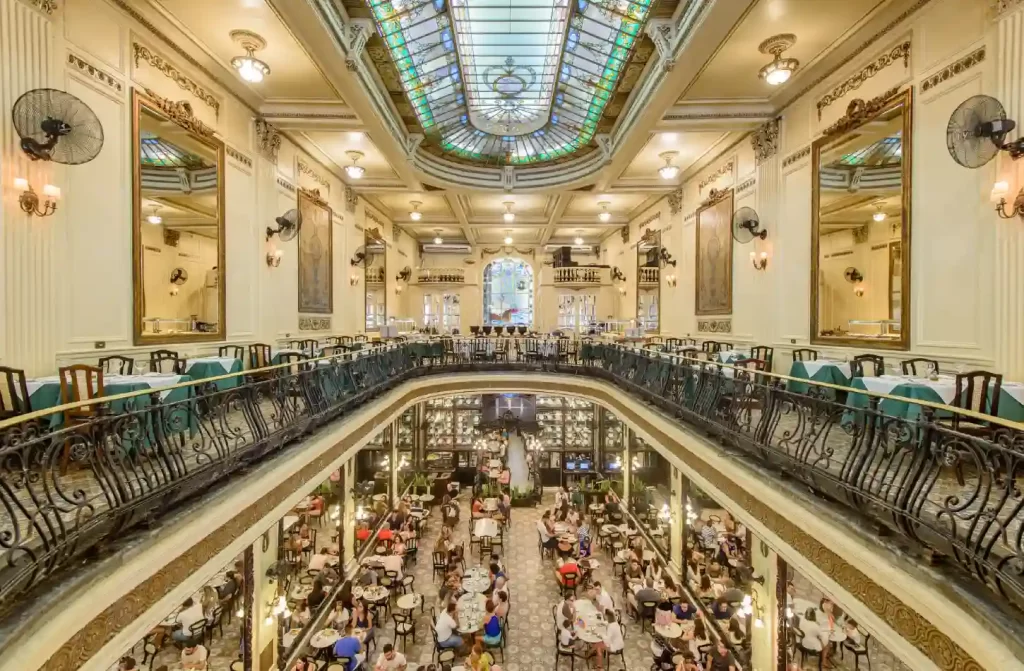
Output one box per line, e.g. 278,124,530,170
699,161,733,191
782,146,810,168
751,118,780,165
226,146,252,169
66,52,122,93
993,0,1024,18
24,0,57,15
276,176,295,193
143,88,214,137
132,43,220,115
254,119,281,164
922,46,986,92
298,159,330,192
735,177,756,195
816,41,910,119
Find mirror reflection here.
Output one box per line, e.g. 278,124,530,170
364,229,386,331
637,229,661,332
813,91,910,347
134,92,224,341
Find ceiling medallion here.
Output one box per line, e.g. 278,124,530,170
758,34,798,86
230,30,270,83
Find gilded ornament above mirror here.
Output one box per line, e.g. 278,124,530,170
811,88,911,350
131,88,225,345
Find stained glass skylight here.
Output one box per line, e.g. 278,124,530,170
834,134,903,168
140,133,209,169
367,0,653,165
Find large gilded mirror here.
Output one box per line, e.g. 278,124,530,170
812,89,911,349
364,228,386,331
636,229,661,332
132,88,225,344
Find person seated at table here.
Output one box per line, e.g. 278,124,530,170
470,496,484,518
171,597,205,643
381,547,404,579
662,575,681,600
556,555,580,587
697,518,718,550
180,642,208,671
697,574,716,601
647,556,664,583
307,579,328,610
676,653,701,671
554,486,570,509
332,622,365,671
489,553,505,575
200,586,219,620
377,525,394,543
604,491,620,514
566,506,580,528
557,614,577,649
374,643,407,671
330,598,351,628
217,572,238,600
477,599,502,646
710,597,732,620
309,547,332,572
498,467,511,490
489,562,505,587
554,505,568,523
592,581,615,613
625,559,644,585
591,608,623,671
672,600,696,622
434,532,451,558
727,617,745,645
655,600,675,627
293,599,312,627
628,578,661,619
391,535,407,557
435,601,463,649
298,517,312,541
844,618,864,647
356,521,372,545
438,571,461,605
683,617,709,656
292,656,317,671
493,590,509,619
338,581,355,611
467,642,495,671
537,511,559,552
354,598,375,646
577,519,592,557
706,638,738,671
798,612,826,663
286,532,305,558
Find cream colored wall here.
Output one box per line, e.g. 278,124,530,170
0,0,382,374
605,0,1017,373
140,225,219,327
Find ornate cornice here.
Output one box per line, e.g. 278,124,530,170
26,0,57,14
132,43,220,115
276,177,295,193
667,188,683,215
922,46,986,92
816,41,910,119
683,211,697,223
298,159,330,192
635,211,662,232
66,52,122,93
226,146,252,169
822,87,902,137
735,177,756,195
143,89,214,137
782,146,810,168
993,0,1024,18
255,119,281,164
345,186,358,214
699,161,733,191
299,187,328,208
751,118,780,164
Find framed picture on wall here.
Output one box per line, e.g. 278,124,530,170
695,188,734,315
297,187,333,314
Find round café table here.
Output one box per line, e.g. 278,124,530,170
462,567,490,594
310,628,341,649
457,592,487,634
396,593,421,613
655,622,683,640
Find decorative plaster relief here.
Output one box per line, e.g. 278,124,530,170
132,43,220,115
782,146,810,168
922,47,986,92
298,159,330,192
697,319,732,333
66,52,122,93
255,119,281,164
226,146,253,169
816,41,910,119
751,118,780,164
298,317,332,331
699,161,733,191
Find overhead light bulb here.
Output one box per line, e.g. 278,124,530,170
872,204,887,222
230,32,271,83
409,200,422,221
502,201,515,223
573,229,584,246
758,34,799,86
345,151,365,179
503,230,513,245
265,615,274,626
658,152,680,180
598,201,611,222
146,208,163,225
433,229,443,245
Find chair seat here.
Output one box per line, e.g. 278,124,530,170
396,623,414,634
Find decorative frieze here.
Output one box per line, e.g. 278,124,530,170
345,186,358,214
684,211,697,223
132,43,220,115
782,146,810,168
816,41,910,119
299,316,332,331
667,188,683,215
255,118,281,164
735,177,756,195
66,52,122,92
697,319,732,334
26,0,58,14
276,177,295,193
298,159,330,192
751,118,780,164
144,89,213,137
226,146,253,169
822,87,902,137
699,161,733,190
922,47,986,92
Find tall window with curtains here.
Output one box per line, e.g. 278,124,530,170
482,258,533,326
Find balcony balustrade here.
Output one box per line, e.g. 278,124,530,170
415,267,465,284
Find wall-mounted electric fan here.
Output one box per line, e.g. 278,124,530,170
732,206,768,243
13,88,103,164
267,208,301,241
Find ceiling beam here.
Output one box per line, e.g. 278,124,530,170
538,195,571,246
444,194,475,243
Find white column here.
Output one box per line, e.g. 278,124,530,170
622,429,631,502
342,458,356,568
252,530,280,669
749,541,779,671
994,5,1024,378
0,0,60,374
754,122,782,352
669,466,683,572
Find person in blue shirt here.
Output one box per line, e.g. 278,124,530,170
332,622,364,671
710,597,733,620
673,600,696,621
479,599,502,647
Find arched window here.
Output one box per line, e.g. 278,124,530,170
483,258,533,326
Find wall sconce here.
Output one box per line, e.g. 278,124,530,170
750,251,768,270
350,274,360,286
617,287,627,296
742,593,765,628
664,273,677,287
14,178,59,217
993,182,1024,220
853,284,866,298
394,285,403,295
266,249,283,267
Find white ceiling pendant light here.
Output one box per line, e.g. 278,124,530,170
230,30,271,83
146,206,162,225
345,151,365,179
658,152,680,180
502,201,515,223
433,229,443,245
872,203,887,222
409,200,422,221
574,230,584,246
598,201,612,222
503,230,513,245
758,34,799,86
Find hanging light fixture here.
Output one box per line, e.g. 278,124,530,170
409,200,422,221
146,206,163,225
658,152,680,180
432,229,443,245
598,201,612,222
872,203,887,222
230,31,271,83
345,151,365,179
757,34,799,86
503,230,513,245
502,201,515,223
574,230,584,246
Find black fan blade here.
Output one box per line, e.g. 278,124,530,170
12,88,104,165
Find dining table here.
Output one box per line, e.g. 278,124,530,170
655,622,684,640
309,627,341,649
353,584,389,604
474,518,498,538
786,360,853,395
844,374,1024,422
573,599,607,644
462,567,491,594
456,592,487,634
184,356,243,390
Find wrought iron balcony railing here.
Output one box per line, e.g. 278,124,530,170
0,339,1021,622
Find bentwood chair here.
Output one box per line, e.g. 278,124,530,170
150,349,184,374
792,348,819,362
840,632,872,670
392,612,416,651
901,358,940,377
606,616,627,670
850,354,885,378
248,343,272,369
98,355,134,375
58,364,105,472
0,366,32,419
218,345,244,360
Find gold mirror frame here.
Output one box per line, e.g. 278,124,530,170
131,88,226,345
810,88,912,350
636,228,661,333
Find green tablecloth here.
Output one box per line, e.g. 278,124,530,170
997,388,1024,422
27,374,194,429
844,378,1024,424
787,361,852,394
408,342,444,359
185,357,243,390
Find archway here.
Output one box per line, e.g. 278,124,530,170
482,257,533,326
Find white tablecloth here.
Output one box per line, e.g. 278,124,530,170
857,374,958,404
474,518,498,538
185,357,238,373
801,360,852,379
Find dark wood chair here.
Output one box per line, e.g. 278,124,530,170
850,354,885,378
700,341,716,353
952,370,1002,430
249,343,272,369
149,349,184,374
792,348,818,362
218,345,244,360
0,366,31,419
320,345,344,358
711,342,731,353
57,364,105,474
901,358,940,376
98,355,134,375
354,334,368,343
750,346,774,371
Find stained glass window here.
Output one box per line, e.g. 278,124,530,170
139,133,208,169
835,133,902,167
366,0,653,165
483,258,533,325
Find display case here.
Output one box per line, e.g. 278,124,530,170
424,395,483,474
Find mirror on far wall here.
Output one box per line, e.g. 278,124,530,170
132,88,225,345
636,228,661,333
364,228,387,332
811,88,911,349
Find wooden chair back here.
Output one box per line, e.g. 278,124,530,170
901,358,940,377
0,366,31,419
58,365,105,420
792,348,818,362
850,354,885,378
249,344,272,369
954,370,1002,419
218,345,244,360
149,349,183,374
354,334,368,343
278,352,310,376
320,345,344,358
750,346,774,371
98,355,134,375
